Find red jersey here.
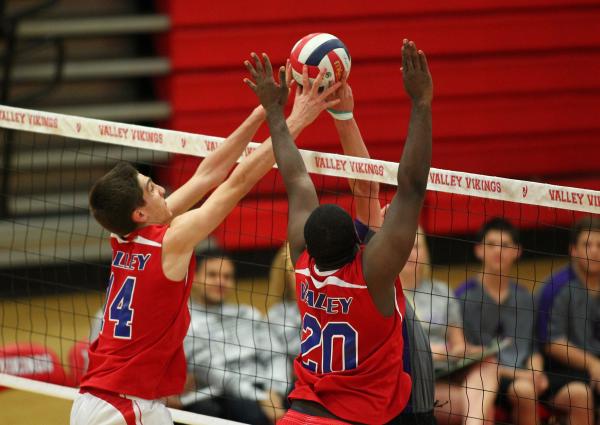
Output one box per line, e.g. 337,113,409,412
289,248,411,424
80,225,195,399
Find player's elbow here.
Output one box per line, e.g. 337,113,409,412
396,173,427,201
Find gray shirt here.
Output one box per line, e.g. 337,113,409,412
456,278,535,369
182,301,275,404
405,280,462,347
267,300,301,396
542,276,600,355
402,298,435,413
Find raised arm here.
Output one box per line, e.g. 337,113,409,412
332,74,382,229
363,39,433,315
245,53,340,263
161,56,336,280
166,106,265,217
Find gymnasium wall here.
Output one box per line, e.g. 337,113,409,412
154,1,600,247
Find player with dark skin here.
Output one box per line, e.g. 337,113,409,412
244,39,432,422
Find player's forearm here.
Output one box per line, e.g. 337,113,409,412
529,352,544,372
194,106,265,187
397,103,431,197
545,339,598,372
266,106,310,189
334,119,381,226
335,119,368,158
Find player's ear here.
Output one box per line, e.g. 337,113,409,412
131,207,147,224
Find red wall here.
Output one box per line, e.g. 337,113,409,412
155,1,600,248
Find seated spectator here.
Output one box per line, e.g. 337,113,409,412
455,217,591,425
402,228,497,425
537,216,599,424
172,251,284,425
266,243,300,403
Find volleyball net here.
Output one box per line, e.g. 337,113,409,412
1,104,599,424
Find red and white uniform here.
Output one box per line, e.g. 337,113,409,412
74,225,195,424
288,248,411,424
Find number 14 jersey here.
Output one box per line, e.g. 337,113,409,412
80,225,196,400
289,248,411,424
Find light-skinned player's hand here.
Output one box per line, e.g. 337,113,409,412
288,63,341,128
244,52,288,113
330,71,354,113
401,39,433,106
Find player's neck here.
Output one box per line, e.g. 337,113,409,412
479,271,511,302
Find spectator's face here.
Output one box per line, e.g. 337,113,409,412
571,230,600,277
476,230,520,275
192,257,235,305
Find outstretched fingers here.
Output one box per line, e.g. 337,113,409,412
311,69,326,96
262,53,273,79
245,58,258,79
418,50,429,73
278,66,287,90
251,52,264,74
243,77,257,92
301,65,310,93
320,81,342,101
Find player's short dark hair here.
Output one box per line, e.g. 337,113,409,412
477,217,520,245
570,216,600,246
304,204,359,270
89,162,144,236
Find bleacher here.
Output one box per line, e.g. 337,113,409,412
155,0,600,245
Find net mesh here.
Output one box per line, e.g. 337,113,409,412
1,105,599,425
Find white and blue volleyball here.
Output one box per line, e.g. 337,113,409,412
289,33,351,88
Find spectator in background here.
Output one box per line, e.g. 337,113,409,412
401,228,497,425
332,71,436,424
537,216,600,424
267,244,300,403
455,218,546,425
171,252,285,425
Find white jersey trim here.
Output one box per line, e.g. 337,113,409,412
110,234,162,248
296,267,368,290
393,286,404,322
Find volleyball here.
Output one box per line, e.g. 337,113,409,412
289,33,351,88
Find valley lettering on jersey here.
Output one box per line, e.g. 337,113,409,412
300,281,353,315
112,252,152,271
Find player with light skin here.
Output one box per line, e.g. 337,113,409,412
332,71,496,425
71,63,341,425
244,38,432,424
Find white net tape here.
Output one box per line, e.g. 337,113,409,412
1,104,598,214
0,373,246,425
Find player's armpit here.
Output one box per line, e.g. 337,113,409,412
362,191,423,316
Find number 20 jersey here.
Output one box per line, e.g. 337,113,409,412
80,225,196,399
289,248,411,424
